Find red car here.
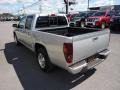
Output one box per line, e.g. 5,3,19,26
86,10,115,29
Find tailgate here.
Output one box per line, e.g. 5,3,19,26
73,30,110,63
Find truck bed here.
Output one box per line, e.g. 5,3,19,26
39,27,100,37
37,27,110,64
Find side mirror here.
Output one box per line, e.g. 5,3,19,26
12,24,18,28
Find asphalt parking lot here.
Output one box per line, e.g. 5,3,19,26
0,22,120,90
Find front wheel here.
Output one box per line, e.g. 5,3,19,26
37,48,54,72
110,24,115,31
81,21,85,28
101,22,106,29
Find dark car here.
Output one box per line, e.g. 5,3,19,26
70,11,97,27
66,13,78,22
110,11,120,30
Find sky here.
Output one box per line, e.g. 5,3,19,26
0,0,119,14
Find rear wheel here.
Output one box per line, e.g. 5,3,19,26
37,48,54,72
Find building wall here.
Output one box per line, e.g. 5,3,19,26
89,5,120,11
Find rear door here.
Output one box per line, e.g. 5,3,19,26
72,30,110,63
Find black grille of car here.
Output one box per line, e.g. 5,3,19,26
87,18,95,22
87,23,93,26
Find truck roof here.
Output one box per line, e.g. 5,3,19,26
25,13,66,17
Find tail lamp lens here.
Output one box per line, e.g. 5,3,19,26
63,43,73,64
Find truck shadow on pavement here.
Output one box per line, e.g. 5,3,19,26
110,29,120,34
4,42,96,90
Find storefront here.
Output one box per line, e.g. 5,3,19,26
89,5,120,11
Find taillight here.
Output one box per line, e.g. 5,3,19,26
63,43,73,64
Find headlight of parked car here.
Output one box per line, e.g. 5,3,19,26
95,18,101,21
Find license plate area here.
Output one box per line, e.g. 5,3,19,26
85,55,98,68
86,22,95,26
86,55,97,63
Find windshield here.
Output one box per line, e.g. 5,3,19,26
36,16,67,28
87,11,96,16
72,13,86,20
92,11,106,16
79,12,86,17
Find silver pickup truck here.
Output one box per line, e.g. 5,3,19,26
13,14,110,74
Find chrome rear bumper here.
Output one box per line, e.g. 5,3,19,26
68,49,111,74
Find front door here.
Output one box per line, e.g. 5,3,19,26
24,15,34,49
16,16,26,43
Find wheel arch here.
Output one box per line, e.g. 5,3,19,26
35,43,47,54
13,32,16,37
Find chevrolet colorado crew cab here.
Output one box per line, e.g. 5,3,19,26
13,14,110,74
86,10,115,29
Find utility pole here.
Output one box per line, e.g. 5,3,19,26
64,0,77,14
64,0,69,14
88,0,89,10
67,0,69,14
39,0,42,13
23,4,26,15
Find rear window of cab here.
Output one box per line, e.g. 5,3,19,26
35,16,67,28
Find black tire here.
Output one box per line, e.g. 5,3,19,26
101,22,106,29
14,35,21,46
110,25,115,31
37,48,54,72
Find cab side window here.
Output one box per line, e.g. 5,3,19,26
25,16,34,30
18,17,26,29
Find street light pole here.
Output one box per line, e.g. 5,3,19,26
66,0,69,14
67,0,69,14
88,0,89,10
23,4,26,15
39,0,42,13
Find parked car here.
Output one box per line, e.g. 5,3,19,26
69,12,87,27
75,11,97,27
69,11,97,27
86,10,115,29
110,11,120,30
13,16,20,21
0,17,6,21
13,14,110,74
66,13,78,22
